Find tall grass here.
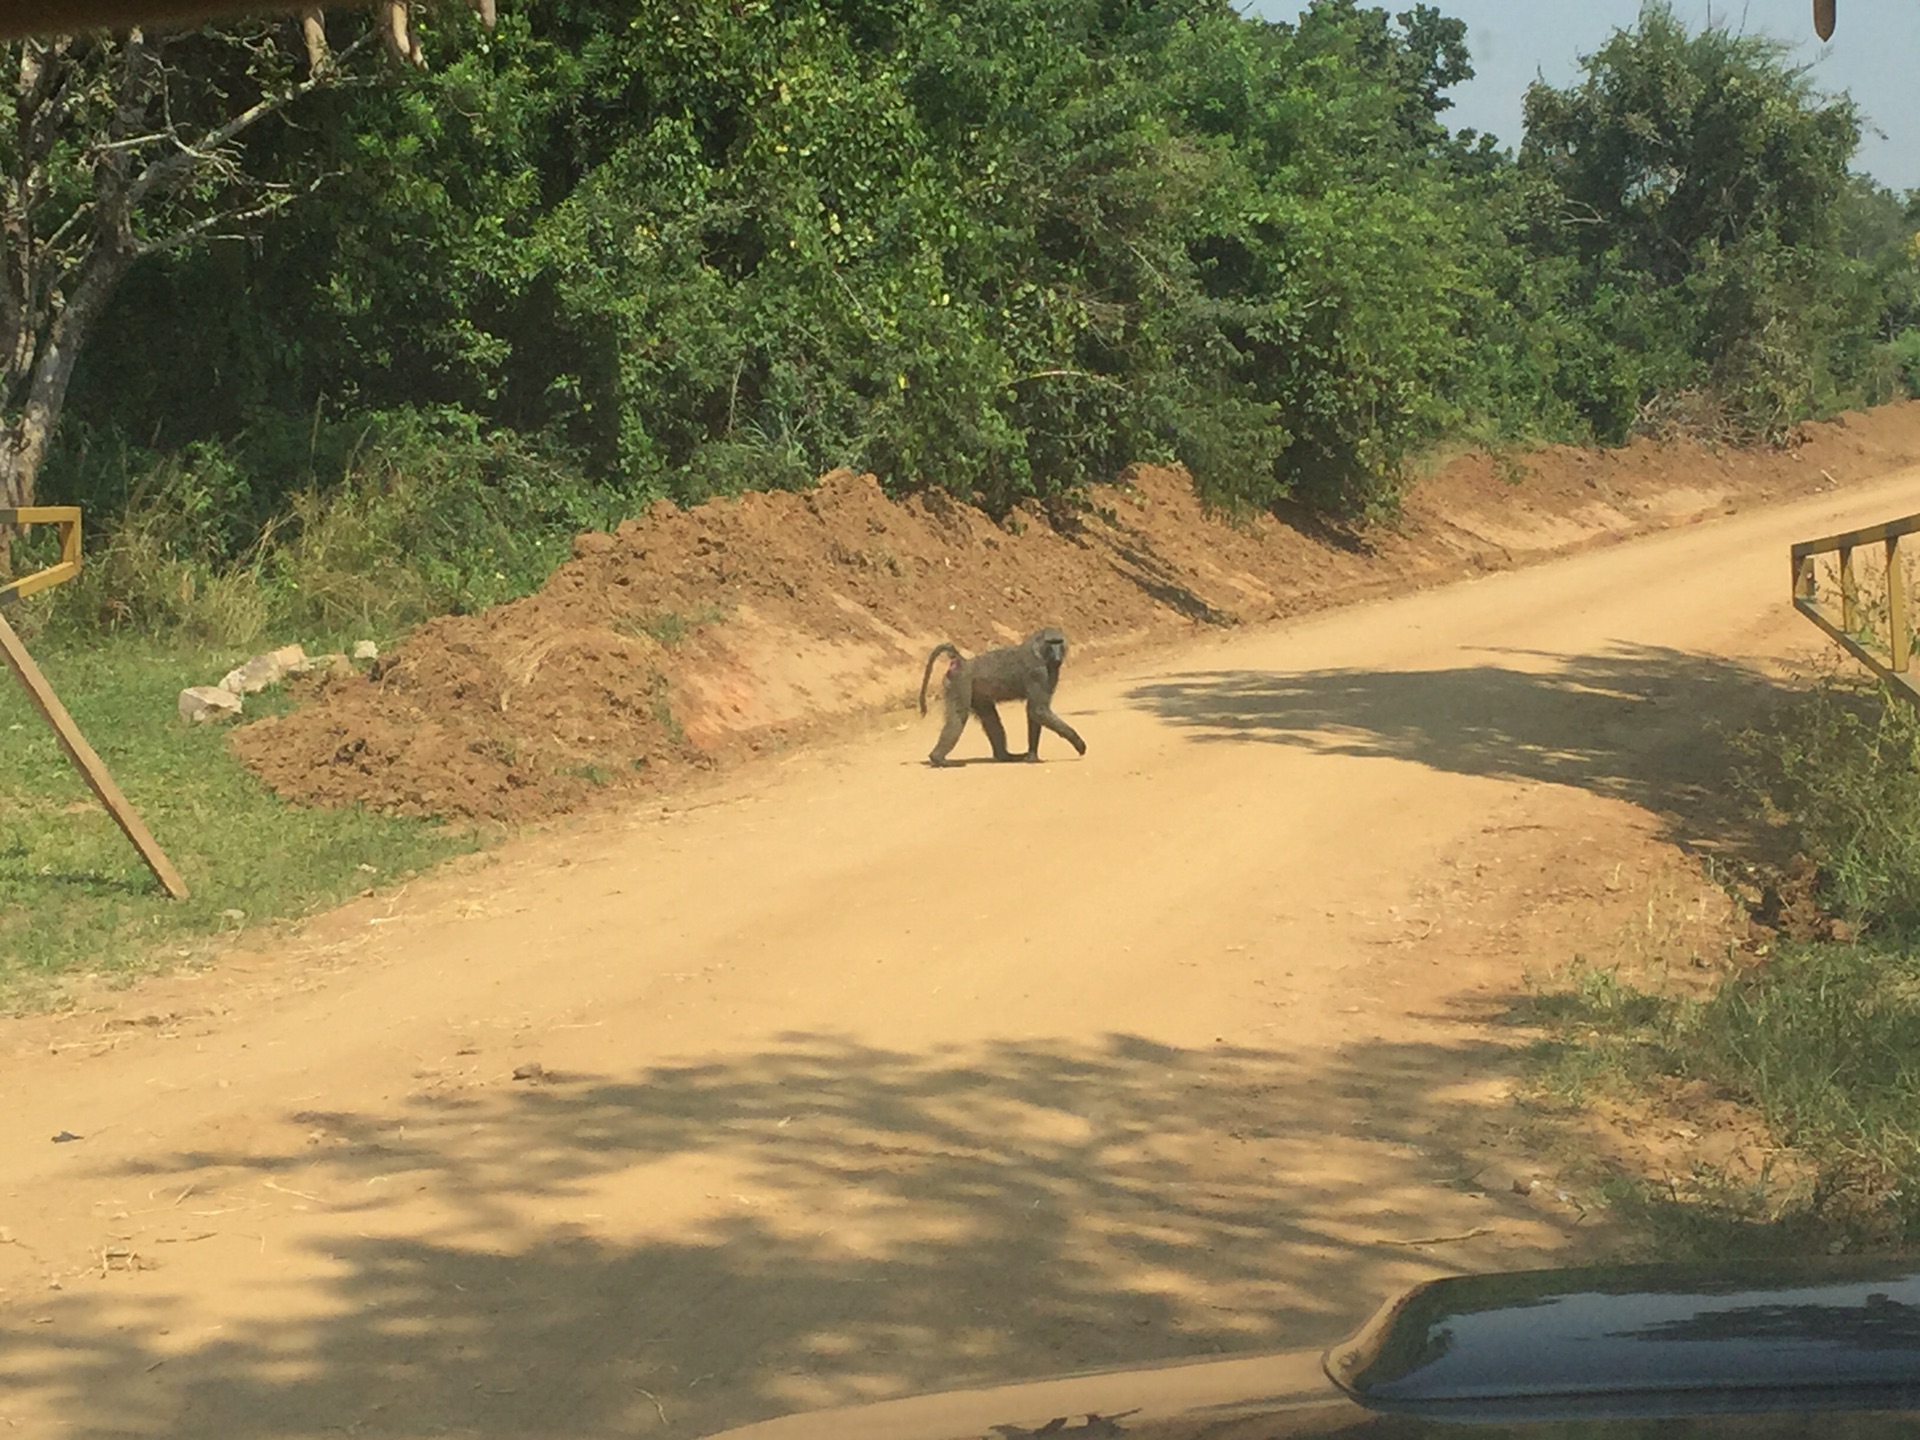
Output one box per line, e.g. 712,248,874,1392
0,408,616,1000
1733,678,1920,934
35,408,623,652
1694,944,1920,1219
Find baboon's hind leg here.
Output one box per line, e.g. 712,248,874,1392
928,680,972,766
976,701,1017,761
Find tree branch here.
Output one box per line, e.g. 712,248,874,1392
125,25,376,212
134,168,337,256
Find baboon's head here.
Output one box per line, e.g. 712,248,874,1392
1031,628,1068,670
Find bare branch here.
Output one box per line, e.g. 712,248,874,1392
39,202,98,263
17,35,72,121
125,25,377,212
134,168,337,257
87,129,179,155
18,39,79,206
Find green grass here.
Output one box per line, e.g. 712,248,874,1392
0,633,473,1006
1693,941,1920,1231
1517,959,1679,1108
1519,943,1920,1255
1507,676,1920,1257
1732,676,1920,934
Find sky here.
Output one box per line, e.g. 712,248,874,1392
1245,1,1920,194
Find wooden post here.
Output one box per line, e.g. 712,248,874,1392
1892,536,1912,674
0,609,190,899
1841,546,1857,632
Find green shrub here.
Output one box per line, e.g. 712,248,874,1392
1735,680,1920,933
1886,329,1920,399
41,408,622,650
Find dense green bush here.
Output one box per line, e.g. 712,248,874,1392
1886,330,1920,399
25,0,1920,630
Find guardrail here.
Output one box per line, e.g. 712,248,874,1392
0,505,188,898
1791,510,1920,704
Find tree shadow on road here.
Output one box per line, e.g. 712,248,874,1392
6,1030,1573,1440
1125,644,1801,862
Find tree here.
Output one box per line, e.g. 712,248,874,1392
0,15,406,573
1516,2,1865,437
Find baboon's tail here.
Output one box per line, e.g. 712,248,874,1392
919,642,962,715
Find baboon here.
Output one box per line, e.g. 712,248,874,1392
918,627,1088,766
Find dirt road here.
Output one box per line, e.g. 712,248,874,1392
4,466,1919,1439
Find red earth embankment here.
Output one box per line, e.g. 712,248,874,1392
231,403,1920,821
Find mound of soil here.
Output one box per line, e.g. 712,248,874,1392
230,403,1920,823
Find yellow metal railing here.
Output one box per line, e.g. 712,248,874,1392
0,505,80,604
1791,510,1920,703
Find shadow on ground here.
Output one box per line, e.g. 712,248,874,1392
1126,644,1797,861
3,1030,1566,1440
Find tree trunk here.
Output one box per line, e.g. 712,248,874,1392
0,21,402,579
0,248,129,581
0,408,51,579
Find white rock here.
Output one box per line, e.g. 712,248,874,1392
220,643,307,695
352,640,379,662
179,686,243,724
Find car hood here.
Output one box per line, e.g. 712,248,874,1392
697,1256,1920,1440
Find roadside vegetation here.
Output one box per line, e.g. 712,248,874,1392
0,638,473,1005
1,423,572,1001
1522,679,1920,1257
19,0,1920,614
3,0,1920,996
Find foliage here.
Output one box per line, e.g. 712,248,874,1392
25,0,1920,576
0,15,405,552
1734,679,1920,934
51,0,1489,524
1505,3,1881,441
1889,330,1920,399
39,408,620,648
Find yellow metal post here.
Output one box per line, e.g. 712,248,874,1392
1890,537,1911,674
0,507,189,899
